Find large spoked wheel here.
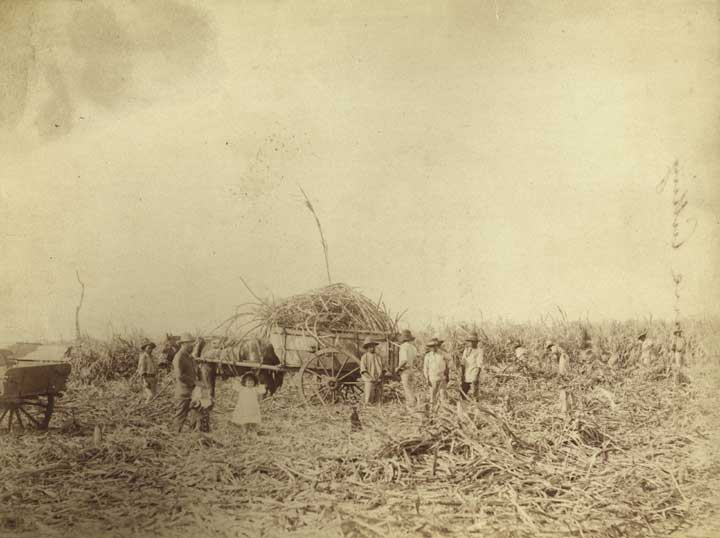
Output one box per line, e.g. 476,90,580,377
299,348,363,405
0,394,55,432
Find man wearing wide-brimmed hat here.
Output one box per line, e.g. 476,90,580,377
396,329,418,407
460,331,484,400
137,338,158,402
423,337,448,405
671,324,686,369
172,333,198,432
360,336,384,405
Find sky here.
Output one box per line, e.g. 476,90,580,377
1,0,719,342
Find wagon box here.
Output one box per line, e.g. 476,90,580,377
0,351,71,432
191,326,398,406
0,363,71,398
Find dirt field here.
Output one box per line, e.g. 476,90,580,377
1,333,719,538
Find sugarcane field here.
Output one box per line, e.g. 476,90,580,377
2,2,720,538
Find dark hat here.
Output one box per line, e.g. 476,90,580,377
362,336,380,349
465,331,480,342
140,338,156,351
637,331,648,339
240,372,258,385
544,340,554,350
426,337,444,348
399,329,415,343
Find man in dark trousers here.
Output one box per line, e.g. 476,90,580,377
172,333,197,432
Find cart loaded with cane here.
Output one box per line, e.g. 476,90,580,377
190,283,401,406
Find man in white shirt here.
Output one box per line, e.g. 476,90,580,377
460,331,483,400
423,337,448,405
397,329,418,408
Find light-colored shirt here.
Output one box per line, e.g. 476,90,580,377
555,349,570,375
137,351,158,376
423,351,448,382
461,347,483,382
398,342,418,371
640,339,655,365
360,352,384,382
672,336,686,354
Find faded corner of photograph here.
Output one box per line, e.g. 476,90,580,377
0,0,719,537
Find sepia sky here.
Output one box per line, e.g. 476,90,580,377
1,0,719,342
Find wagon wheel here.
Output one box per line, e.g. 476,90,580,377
0,394,55,432
299,348,362,405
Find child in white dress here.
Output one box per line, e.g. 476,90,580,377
230,373,266,434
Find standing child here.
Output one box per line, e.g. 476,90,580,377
231,373,266,435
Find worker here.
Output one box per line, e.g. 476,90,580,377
172,333,198,432
671,324,686,369
460,331,483,400
547,341,570,376
359,337,384,405
423,337,449,405
396,329,418,408
543,340,555,371
637,330,655,367
136,338,158,403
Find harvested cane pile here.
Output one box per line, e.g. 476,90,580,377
222,283,400,337
0,363,713,538
346,376,703,537
1,327,716,538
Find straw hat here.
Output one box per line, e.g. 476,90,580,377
362,336,380,349
465,331,480,342
399,329,415,343
140,338,156,351
673,325,683,335
178,333,195,344
426,337,444,348
637,330,648,340
544,340,554,350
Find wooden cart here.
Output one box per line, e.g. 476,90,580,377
270,327,397,405
0,359,71,432
195,327,397,406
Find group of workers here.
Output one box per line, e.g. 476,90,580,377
136,332,201,431
359,323,690,407
359,329,538,407
134,324,690,430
